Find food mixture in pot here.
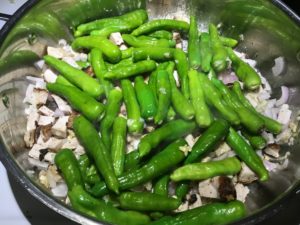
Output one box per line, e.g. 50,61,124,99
22,9,299,225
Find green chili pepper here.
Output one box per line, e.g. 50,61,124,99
209,23,228,72
44,55,103,98
78,154,102,186
119,192,181,212
69,186,150,225
90,139,187,197
111,116,127,177
227,48,261,90
121,79,144,134
174,49,190,99
122,34,176,48
132,47,175,62
75,9,148,37
148,200,246,225
188,70,213,127
171,157,241,181
199,32,213,73
124,150,141,172
134,76,158,120
167,106,177,121
47,83,105,121
154,175,170,196
131,19,190,36
185,119,230,164
148,30,173,40
232,82,282,134
100,89,123,148
241,130,267,150
90,48,113,97
104,60,157,80
211,78,264,133
55,149,84,190
90,25,132,37
220,36,239,47
198,72,240,125
73,115,119,194
226,127,269,181
139,119,196,158
155,70,172,125
175,182,189,201
122,47,134,59
55,75,75,87
167,62,195,120
72,36,121,63
188,15,201,70
106,58,134,71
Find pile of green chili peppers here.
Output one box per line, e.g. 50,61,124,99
44,8,284,225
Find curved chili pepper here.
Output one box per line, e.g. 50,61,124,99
90,48,113,97
138,119,196,158
119,192,181,212
188,69,212,128
46,83,105,121
154,70,172,125
72,36,122,63
227,48,261,90
185,119,230,164
69,186,150,225
198,72,240,125
90,24,132,37
55,75,75,87
122,34,176,48
55,149,84,190
132,47,175,62
148,30,173,40
124,150,141,172
199,32,213,73
171,157,241,181
209,23,228,72
75,9,148,37
241,129,267,150
226,127,269,181
131,19,190,36
232,82,282,134
167,62,195,120
148,200,246,225
188,15,201,70
134,76,158,120
220,36,239,47
175,182,189,201
44,55,104,98
78,154,102,186
104,60,157,80
121,79,144,134
154,175,170,196
73,115,119,193
100,89,123,148
90,139,187,197
174,49,190,99
211,78,264,133
111,116,127,176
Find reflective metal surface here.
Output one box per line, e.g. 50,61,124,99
0,0,299,224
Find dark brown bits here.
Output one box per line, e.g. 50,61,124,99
218,176,236,202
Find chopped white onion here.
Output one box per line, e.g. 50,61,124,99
272,57,285,76
275,86,289,106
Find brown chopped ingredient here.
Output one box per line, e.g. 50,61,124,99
67,111,78,129
264,143,280,158
34,126,41,143
41,125,52,142
218,176,236,202
84,66,94,77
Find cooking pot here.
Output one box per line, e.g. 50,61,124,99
0,0,300,224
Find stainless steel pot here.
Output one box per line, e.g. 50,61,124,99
0,0,300,224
